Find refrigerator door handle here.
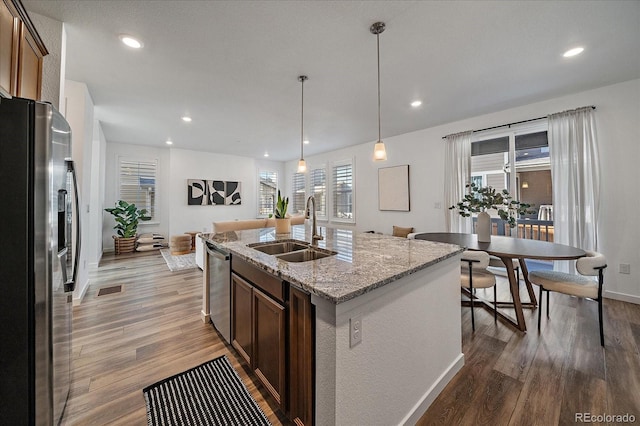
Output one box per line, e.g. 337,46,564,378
57,247,69,287
65,159,81,293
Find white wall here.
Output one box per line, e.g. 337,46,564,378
168,148,284,235
64,80,95,303
103,143,171,251
88,121,106,265
287,79,640,303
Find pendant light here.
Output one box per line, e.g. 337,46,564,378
371,21,387,161
297,75,308,173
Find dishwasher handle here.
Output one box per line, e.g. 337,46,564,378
206,242,230,261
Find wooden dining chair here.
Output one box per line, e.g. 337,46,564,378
528,251,607,346
460,251,497,331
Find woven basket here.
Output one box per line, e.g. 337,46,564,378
113,236,136,255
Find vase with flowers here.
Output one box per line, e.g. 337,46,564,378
449,182,534,242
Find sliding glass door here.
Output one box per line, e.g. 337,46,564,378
471,122,552,240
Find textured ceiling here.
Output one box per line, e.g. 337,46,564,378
23,0,640,161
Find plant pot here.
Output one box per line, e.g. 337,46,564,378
113,235,136,254
275,218,291,234
476,211,492,243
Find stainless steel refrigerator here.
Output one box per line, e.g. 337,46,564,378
0,97,80,425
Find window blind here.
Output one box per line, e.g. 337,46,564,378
310,167,326,218
258,171,278,216
332,162,353,221
291,172,306,215
119,159,156,219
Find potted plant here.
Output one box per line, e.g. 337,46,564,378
449,182,534,242
270,190,291,234
104,200,151,254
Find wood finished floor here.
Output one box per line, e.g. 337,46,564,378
64,251,640,425
419,278,640,425
62,250,289,425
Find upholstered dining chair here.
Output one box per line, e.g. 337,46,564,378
528,251,607,346
460,251,497,331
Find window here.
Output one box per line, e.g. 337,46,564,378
471,126,552,239
119,158,157,220
310,166,327,219
258,170,278,217
291,172,306,215
332,160,354,222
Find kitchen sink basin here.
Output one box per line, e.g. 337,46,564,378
248,240,309,255
276,248,337,263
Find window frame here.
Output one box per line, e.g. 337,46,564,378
330,158,355,224
257,169,278,218
117,156,158,224
309,164,328,220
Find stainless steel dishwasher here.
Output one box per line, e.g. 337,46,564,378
207,242,231,344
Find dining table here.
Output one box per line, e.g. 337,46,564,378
414,233,586,331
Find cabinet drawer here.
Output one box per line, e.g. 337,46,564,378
232,256,284,303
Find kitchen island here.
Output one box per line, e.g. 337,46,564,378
202,225,464,425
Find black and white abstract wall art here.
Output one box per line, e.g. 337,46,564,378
225,181,242,205
187,179,242,206
187,179,208,205
208,180,226,205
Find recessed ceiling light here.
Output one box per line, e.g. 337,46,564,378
181,116,192,122
165,140,173,145
411,100,422,107
264,152,269,157
119,35,143,49
563,47,584,58
303,139,310,145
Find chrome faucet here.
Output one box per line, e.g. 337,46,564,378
305,196,323,246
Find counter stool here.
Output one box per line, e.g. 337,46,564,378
185,231,198,251
170,235,191,255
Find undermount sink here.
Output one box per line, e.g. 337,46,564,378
276,248,337,263
248,240,309,255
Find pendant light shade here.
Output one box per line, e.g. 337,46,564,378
371,21,387,161
297,75,308,173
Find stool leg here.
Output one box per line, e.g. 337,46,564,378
547,291,550,318
493,285,497,323
598,297,604,347
538,285,543,331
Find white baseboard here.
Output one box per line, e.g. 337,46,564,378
604,290,640,305
401,353,465,425
73,279,89,306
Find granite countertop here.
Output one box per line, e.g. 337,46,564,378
203,224,463,304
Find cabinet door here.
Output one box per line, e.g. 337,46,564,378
289,286,314,426
0,1,17,96
231,273,253,365
16,23,42,100
253,287,286,408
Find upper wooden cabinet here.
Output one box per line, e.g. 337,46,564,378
0,0,47,99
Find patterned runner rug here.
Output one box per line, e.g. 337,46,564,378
143,355,270,426
160,249,198,272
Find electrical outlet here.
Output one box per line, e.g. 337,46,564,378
619,263,631,274
350,314,362,348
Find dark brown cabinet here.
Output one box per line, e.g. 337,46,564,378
0,0,46,100
231,257,287,410
253,287,286,407
231,273,253,365
289,285,314,426
231,256,314,425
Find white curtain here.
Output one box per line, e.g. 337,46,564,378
548,107,600,271
444,131,473,232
